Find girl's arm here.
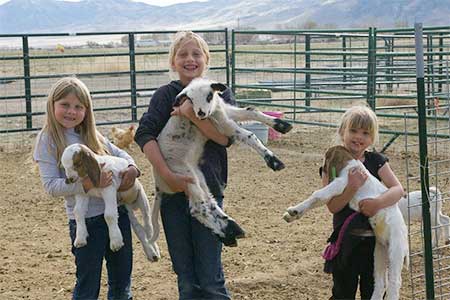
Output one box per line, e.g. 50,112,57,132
142,140,194,193
173,100,230,146
359,162,403,216
326,167,368,214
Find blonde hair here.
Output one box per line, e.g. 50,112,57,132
42,77,107,164
168,31,210,78
337,105,379,146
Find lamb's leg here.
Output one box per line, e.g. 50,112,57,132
212,106,285,171
134,181,154,242
371,242,387,300
196,171,245,246
149,193,161,245
126,204,160,262
385,238,406,300
440,211,450,245
283,177,347,222
224,105,293,134
73,195,90,248
101,187,124,252
187,178,245,247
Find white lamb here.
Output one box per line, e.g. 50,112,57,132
151,77,293,247
283,145,408,300
398,187,450,247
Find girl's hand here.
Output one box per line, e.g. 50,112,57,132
347,167,367,192
118,166,139,192
171,100,196,120
165,171,195,195
359,198,380,217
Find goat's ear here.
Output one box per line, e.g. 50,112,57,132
175,93,189,106
79,149,101,187
211,83,227,92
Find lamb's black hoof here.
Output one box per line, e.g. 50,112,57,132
273,119,293,134
264,155,285,171
219,219,246,247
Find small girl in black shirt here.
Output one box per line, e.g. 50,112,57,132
321,105,403,300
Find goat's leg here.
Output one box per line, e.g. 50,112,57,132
126,204,160,262
187,181,228,237
371,242,387,300
212,107,285,171
196,170,245,246
440,211,450,245
101,187,124,251
385,238,406,300
73,195,90,248
224,105,292,134
283,177,347,222
148,193,161,245
134,182,153,242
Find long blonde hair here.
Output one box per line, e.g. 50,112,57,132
42,77,107,164
168,31,210,79
337,105,379,146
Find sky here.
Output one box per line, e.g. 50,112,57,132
0,0,208,5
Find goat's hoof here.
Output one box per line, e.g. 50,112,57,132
283,211,295,222
264,155,285,171
73,239,87,248
220,219,246,247
221,237,238,247
273,119,293,134
110,238,124,252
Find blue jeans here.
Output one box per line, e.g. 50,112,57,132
161,193,231,300
69,205,133,300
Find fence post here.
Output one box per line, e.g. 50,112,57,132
438,34,443,93
224,28,230,87
342,36,347,87
231,29,236,95
22,36,32,129
128,33,137,122
305,34,311,109
415,22,435,300
366,27,377,110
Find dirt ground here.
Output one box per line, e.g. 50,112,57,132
1,126,447,300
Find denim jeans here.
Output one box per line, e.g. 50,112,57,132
69,205,133,300
161,193,231,300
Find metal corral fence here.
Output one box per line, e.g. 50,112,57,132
0,29,229,151
231,26,450,152
231,25,450,300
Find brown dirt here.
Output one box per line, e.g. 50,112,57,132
1,126,447,300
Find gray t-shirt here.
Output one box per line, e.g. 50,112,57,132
33,128,137,219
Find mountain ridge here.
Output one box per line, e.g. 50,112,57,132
1,0,449,34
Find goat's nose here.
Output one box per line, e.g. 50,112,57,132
197,110,205,118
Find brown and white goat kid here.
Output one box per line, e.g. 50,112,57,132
283,145,408,300
152,77,293,247
61,143,160,262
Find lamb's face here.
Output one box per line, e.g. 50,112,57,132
61,143,101,186
177,78,227,120
323,145,354,181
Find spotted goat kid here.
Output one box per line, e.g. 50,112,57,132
152,77,293,247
